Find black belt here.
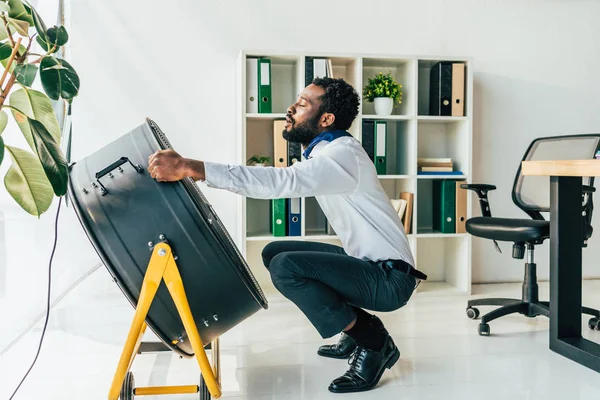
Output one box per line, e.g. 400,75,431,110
383,260,428,281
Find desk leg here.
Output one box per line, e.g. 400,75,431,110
550,176,600,372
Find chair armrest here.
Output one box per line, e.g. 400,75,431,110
582,185,595,246
460,184,497,191
583,185,596,193
460,183,496,217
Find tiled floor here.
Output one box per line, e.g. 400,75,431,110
2,268,600,399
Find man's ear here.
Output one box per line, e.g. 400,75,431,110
320,112,335,128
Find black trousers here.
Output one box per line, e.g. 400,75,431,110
262,241,417,339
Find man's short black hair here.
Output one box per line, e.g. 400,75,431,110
312,77,360,131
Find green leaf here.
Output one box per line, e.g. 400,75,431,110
28,117,67,196
0,109,7,134
7,0,33,25
14,63,37,86
27,1,46,43
1,43,26,72
47,25,68,47
39,56,80,101
36,34,48,51
8,17,28,36
0,135,4,167
4,145,53,217
0,3,10,12
9,87,62,152
0,41,11,59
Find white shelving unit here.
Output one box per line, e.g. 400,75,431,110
237,50,473,296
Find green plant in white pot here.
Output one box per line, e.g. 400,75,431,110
362,72,402,116
0,0,79,217
247,155,271,167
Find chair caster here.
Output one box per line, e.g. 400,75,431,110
120,371,135,400
478,323,490,336
466,307,480,319
589,317,600,331
199,374,211,400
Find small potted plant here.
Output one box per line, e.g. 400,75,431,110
247,154,272,167
362,72,402,116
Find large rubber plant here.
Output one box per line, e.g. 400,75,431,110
0,0,79,217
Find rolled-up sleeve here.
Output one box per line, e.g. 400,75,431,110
201,145,359,199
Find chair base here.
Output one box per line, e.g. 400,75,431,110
467,297,600,336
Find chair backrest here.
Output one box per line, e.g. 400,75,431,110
512,134,600,216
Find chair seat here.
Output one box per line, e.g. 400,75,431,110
465,217,550,242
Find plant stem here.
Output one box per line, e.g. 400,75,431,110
1,15,15,49
0,73,17,109
0,37,21,90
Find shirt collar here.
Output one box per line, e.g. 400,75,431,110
302,130,352,159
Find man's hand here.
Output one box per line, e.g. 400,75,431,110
148,149,205,182
148,149,190,182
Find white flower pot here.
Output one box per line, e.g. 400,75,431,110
374,97,393,116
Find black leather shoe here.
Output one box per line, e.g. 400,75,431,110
317,332,356,359
328,335,400,393
317,315,387,359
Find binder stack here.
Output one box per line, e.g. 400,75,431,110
246,57,272,114
432,179,467,234
361,120,387,175
271,120,303,236
429,61,465,116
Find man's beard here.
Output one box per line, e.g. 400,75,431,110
282,114,320,145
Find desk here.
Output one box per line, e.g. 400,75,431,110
522,159,600,372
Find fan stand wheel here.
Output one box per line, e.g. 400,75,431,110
120,371,135,400
199,374,211,400
589,317,600,331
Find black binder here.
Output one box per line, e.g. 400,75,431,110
361,120,375,162
429,62,452,116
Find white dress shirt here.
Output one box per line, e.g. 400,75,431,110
201,135,416,267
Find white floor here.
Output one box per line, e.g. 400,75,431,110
2,269,600,400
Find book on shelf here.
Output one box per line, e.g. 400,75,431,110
418,157,459,174
391,192,413,234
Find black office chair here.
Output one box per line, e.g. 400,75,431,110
463,134,600,336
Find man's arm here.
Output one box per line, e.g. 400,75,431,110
149,146,359,199
198,150,359,199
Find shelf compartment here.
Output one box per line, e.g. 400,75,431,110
417,120,469,176
246,54,302,114
416,178,467,235
362,57,415,116
246,198,273,238
415,236,470,294
304,197,336,237
245,118,281,166
417,59,468,117
361,119,415,176
304,55,360,88
380,178,416,235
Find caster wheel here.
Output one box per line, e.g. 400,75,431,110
478,323,490,336
199,375,211,400
466,307,480,320
120,371,135,400
588,317,600,331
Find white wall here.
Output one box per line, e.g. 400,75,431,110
4,0,600,349
66,0,600,285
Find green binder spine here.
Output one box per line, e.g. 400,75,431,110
258,58,272,113
270,198,287,236
374,121,387,175
432,180,456,233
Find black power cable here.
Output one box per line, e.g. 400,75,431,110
9,196,63,400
